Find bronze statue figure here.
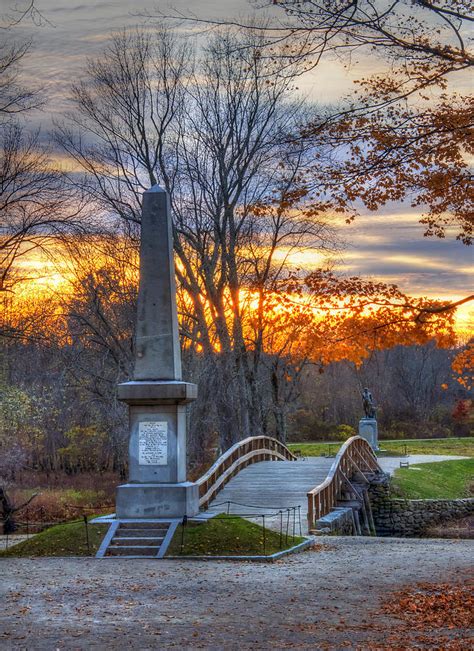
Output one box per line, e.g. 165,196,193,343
362,387,377,419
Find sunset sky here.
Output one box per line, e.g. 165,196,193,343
9,0,474,332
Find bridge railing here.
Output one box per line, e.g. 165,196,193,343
197,436,297,510
307,436,381,529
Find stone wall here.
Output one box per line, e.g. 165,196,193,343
369,478,474,537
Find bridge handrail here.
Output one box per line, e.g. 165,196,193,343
307,436,381,529
197,436,297,509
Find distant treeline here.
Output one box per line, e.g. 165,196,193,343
1,334,471,482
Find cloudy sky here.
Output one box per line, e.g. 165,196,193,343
9,0,474,330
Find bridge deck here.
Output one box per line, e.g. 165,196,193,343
207,458,333,534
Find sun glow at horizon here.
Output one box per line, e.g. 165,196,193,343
7,238,472,341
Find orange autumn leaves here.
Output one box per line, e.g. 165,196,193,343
327,95,474,245
378,581,474,650
7,248,463,379
268,269,458,367
451,341,474,390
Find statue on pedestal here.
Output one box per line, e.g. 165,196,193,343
362,387,377,420
358,387,379,451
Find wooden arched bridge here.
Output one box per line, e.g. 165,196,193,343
96,436,384,557
198,435,383,535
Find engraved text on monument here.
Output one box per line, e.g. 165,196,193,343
138,421,168,465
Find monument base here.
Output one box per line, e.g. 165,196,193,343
116,482,199,519
358,418,379,451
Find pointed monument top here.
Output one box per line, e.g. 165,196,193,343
134,184,182,381
145,184,166,194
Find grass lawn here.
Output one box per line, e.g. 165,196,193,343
1,515,304,558
288,437,474,458
391,458,474,499
380,437,474,457
0,520,109,557
166,514,304,557
289,442,343,457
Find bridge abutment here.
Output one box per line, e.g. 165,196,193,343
313,473,474,538
368,479,474,537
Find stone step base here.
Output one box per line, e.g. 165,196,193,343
119,522,169,530
336,499,363,510
107,545,161,556
97,519,180,559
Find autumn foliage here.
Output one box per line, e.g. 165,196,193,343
451,340,474,390
323,95,474,245
379,581,474,650
277,269,458,367
271,0,474,244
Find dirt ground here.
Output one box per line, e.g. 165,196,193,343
1,537,473,650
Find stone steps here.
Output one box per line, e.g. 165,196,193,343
115,528,168,537
107,545,162,556
106,522,167,557
111,537,165,546
119,522,168,530
97,520,179,558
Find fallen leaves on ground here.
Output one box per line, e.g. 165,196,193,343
369,581,474,650
383,581,473,629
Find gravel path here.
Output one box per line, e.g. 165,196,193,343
1,537,473,650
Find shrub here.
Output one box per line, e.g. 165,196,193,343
9,486,114,528
58,426,110,473
336,424,355,439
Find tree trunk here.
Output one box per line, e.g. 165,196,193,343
0,487,17,535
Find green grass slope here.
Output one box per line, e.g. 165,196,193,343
166,514,304,557
0,521,108,557
1,515,304,558
391,458,474,499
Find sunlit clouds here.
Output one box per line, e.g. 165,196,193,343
6,0,473,336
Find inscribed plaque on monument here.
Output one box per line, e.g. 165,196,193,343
138,421,168,465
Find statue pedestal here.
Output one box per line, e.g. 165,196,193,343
358,418,379,451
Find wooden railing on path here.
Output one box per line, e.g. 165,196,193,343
197,436,297,510
307,436,382,529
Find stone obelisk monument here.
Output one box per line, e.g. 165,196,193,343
115,185,199,519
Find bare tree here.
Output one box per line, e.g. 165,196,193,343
0,1,85,300
57,25,339,450
56,29,190,232
0,486,38,534
0,1,45,30
0,1,46,117
0,40,39,118
0,125,86,294
171,29,338,444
